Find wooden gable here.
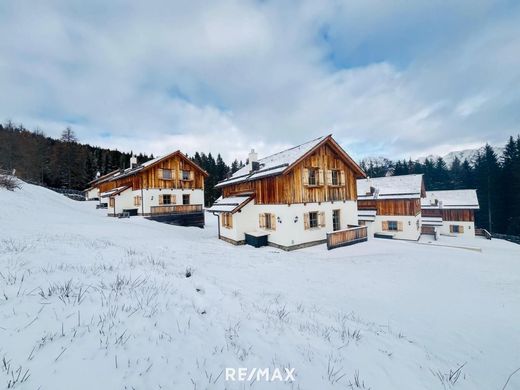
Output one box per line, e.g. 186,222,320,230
222,137,365,204
97,151,207,193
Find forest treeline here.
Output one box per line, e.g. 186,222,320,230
1,121,519,235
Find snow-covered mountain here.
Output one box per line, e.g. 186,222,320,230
418,146,505,166
360,146,505,168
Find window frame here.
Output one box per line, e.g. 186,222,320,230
182,170,191,181
308,169,317,186
387,220,398,231
309,211,319,229
161,169,173,180
331,170,339,186
162,194,172,205
332,209,341,231
182,194,190,205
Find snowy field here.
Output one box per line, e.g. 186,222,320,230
1,182,519,390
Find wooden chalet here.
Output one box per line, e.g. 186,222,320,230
357,174,426,240
208,135,367,250
421,190,479,237
91,152,208,227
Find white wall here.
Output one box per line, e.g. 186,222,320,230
85,188,99,200
218,200,358,248
371,215,421,241
108,188,204,215
438,221,476,238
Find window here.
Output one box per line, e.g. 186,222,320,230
259,213,276,231
134,196,141,206
308,169,317,186
387,221,398,231
161,194,172,205
304,211,325,230
161,169,173,180
182,194,190,205
332,209,341,231
265,213,273,230
450,225,464,233
182,170,191,180
309,211,318,229
331,170,339,186
222,213,233,228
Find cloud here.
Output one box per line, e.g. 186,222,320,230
0,0,519,163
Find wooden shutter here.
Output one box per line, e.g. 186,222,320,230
259,213,265,228
134,196,141,206
340,171,345,186
397,221,403,231
159,195,164,205
459,225,464,233
382,221,389,231
172,195,177,204
270,214,276,231
228,214,233,228
189,170,194,181
450,225,454,233
302,169,309,186
109,198,115,208
303,213,310,230
221,214,225,227
326,170,332,185
318,169,324,186
318,211,326,227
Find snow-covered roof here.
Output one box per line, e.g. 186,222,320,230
215,136,329,188
422,190,479,209
357,174,425,200
421,216,444,226
100,186,130,198
206,195,253,214
358,209,376,221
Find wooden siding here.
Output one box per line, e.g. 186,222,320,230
422,208,474,221
358,199,421,216
327,225,368,250
222,143,359,204
97,154,205,193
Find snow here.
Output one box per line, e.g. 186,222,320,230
206,195,252,213
99,185,130,198
216,136,325,188
1,182,520,389
357,174,424,200
422,190,479,209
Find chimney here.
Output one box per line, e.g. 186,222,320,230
130,155,138,169
248,149,259,172
96,171,101,178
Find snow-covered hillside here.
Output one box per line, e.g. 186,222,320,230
1,183,520,390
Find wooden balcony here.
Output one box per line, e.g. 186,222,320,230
150,204,203,215
326,225,368,250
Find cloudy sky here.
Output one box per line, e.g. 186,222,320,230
1,0,519,163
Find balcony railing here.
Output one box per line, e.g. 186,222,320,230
150,204,203,215
326,225,368,250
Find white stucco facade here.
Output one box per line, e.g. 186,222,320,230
85,187,99,200
107,188,205,216
216,200,359,249
365,215,422,241
438,220,476,238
